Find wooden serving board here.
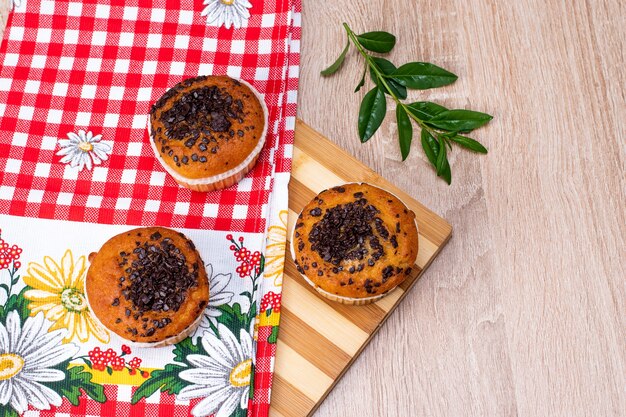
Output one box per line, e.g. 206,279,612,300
268,120,452,416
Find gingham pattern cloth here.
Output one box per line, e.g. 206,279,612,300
31,386,202,417
0,1,300,416
0,0,297,233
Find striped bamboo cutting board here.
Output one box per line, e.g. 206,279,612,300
269,120,452,417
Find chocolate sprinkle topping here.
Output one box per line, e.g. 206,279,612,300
382,265,395,281
159,85,243,141
310,207,322,217
308,199,386,266
119,235,198,314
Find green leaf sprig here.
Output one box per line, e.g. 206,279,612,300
321,23,493,184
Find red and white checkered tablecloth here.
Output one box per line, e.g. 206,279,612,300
0,0,297,234
0,1,301,416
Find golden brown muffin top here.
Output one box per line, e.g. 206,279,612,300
293,183,419,299
86,227,209,343
150,75,265,179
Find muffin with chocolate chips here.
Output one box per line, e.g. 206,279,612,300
85,227,209,347
149,75,268,191
291,183,419,305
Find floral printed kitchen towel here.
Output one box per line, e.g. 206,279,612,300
0,0,300,416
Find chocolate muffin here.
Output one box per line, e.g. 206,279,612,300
85,227,209,347
149,75,268,191
291,183,419,305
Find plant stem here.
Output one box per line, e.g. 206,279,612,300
7,267,15,296
343,22,444,141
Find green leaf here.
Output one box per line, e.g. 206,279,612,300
396,106,413,160
248,301,257,324
371,57,396,76
356,31,396,53
392,62,457,89
421,129,439,167
0,404,19,417
427,109,493,132
233,407,248,417
216,303,251,331
172,336,204,364
354,64,367,93
436,137,452,184
450,135,488,153
370,57,407,99
106,367,113,376
358,87,387,142
268,326,280,344
1,286,33,325
80,377,107,403
435,137,447,175
321,42,350,76
406,101,448,121
131,364,188,405
44,365,106,406
421,130,451,184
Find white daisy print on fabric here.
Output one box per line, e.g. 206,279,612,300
56,130,112,172
192,264,234,338
0,311,79,414
202,0,252,30
178,323,253,417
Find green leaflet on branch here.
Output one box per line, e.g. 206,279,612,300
421,128,439,167
392,62,458,89
354,64,367,93
320,22,493,184
131,364,189,405
355,31,396,53
358,88,386,142
427,109,493,132
449,135,488,153
370,57,407,99
421,130,451,184
396,105,412,161
320,42,350,76
406,101,448,121
436,136,448,176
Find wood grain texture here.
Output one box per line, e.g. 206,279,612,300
295,1,626,417
267,122,451,416
1,1,625,416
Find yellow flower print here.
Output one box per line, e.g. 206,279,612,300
263,210,288,286
23,249,109,343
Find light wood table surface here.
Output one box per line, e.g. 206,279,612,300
1,1,625,416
